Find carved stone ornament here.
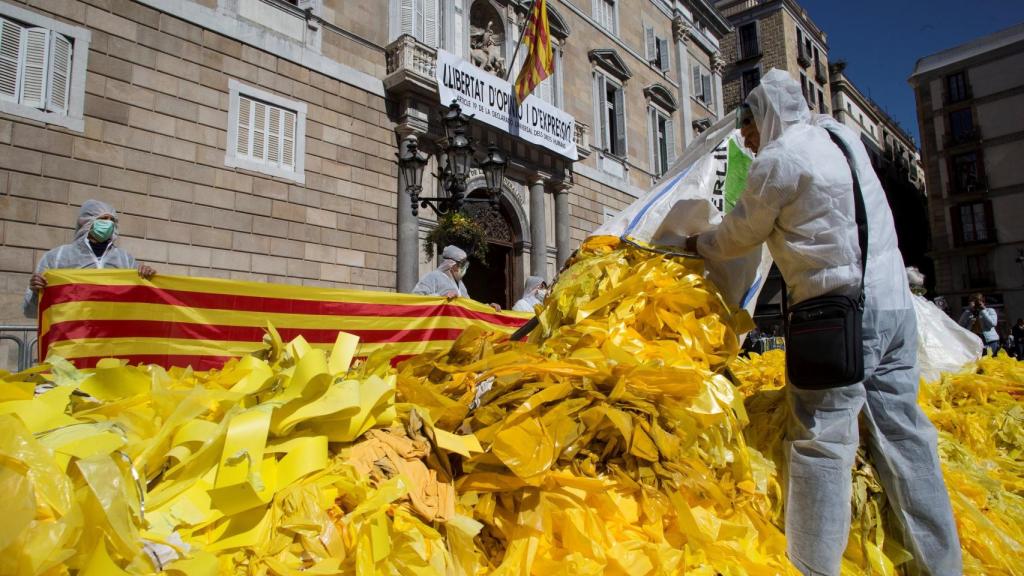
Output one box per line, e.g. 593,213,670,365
470,2,507,78
464,201,515,242
672,16,692,44
711,53,725,75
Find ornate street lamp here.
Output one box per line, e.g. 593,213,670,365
478,143,507,209
396,135,429,217
397,100,508,217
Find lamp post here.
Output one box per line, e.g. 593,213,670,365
1016,248,1024,287
397,100,508,217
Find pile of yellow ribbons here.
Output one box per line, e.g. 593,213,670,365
2,236,1023,575
0,326,483,575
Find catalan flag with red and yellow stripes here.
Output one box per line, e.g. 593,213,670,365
514,0,555,104
38,270,530,370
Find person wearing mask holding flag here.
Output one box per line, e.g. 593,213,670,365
412,245,502,312
24,199,156,317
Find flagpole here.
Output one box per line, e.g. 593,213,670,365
504,0,539,82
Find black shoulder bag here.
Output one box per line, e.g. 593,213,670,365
784,130,868,390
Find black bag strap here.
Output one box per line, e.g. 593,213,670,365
825,129,868,305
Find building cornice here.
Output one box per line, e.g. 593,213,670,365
133,0,384,97
717,0,826,49
833,71,917,150
685,0,732,38
911,21,1024,81
554,0,682,90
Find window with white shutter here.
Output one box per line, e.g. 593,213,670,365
396,0,439,47
594,71,625,157
612,84,626,156
0,18,22,102
595,0,616,34
226,80,307,183
649,106,674,177
692,63,713,108
0,8,89,132
533,45,562,107
645,28,669,73
645,26,656,65
19,27,48,109
47,32,70,113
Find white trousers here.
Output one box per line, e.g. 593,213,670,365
785,307,962,575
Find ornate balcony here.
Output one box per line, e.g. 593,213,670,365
797,43,811,68
814,59,828,84
384,34,588,162
944,127,981,148
384,34,439,97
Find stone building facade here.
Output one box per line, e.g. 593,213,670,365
831,62,931,289
388,0,731,307
0,0,732,334
714,0,830,116
0,0,402,326
910,22,1024,329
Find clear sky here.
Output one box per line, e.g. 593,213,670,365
797,0,1024,146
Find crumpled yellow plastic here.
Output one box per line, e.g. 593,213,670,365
397,238,795,574
735,349,1024,574
3,235,1022,576
0,329,474,575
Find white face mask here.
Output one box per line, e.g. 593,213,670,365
535,289,548,300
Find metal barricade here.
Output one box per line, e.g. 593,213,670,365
0,325,37,372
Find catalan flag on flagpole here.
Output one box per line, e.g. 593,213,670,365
514,0,554,105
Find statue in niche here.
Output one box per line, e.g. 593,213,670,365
470,11,506,77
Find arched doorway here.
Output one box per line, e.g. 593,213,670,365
461,184,525,310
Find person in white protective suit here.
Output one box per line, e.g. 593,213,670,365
684,69,961,575
24,199,156,318
412,245,502,311
512,275,547,313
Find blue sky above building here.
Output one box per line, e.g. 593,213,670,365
798,0,1024,146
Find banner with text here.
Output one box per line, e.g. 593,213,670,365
436,49,578,160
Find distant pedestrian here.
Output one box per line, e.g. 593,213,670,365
1011,318,1024,359
958,293,999,355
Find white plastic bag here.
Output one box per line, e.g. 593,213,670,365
912,294,983,382
593,116,771,321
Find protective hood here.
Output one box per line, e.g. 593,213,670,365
75,199,119,242
745,69,811,147
438,245,468,273
523,275,545,295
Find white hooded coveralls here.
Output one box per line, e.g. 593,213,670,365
23,200,137,318
411,245,470,298
512,275,545,313
699,70,960,575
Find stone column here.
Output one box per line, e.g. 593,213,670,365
712,53,725,118
396,134,421,293
672,16,694,147
528,175,548,279
552,181,571,270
